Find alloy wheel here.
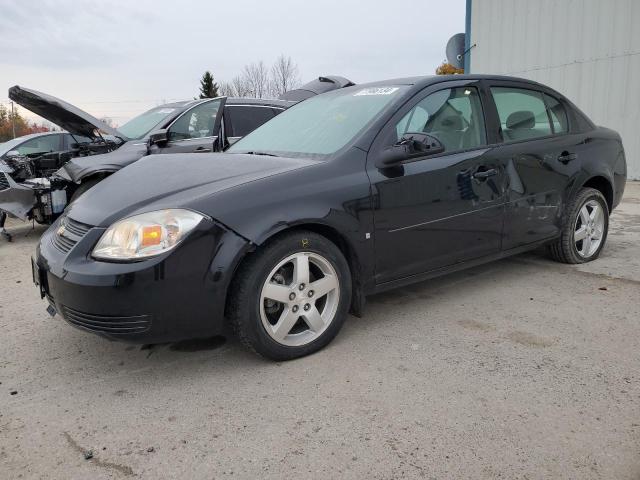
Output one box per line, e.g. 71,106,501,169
574,199,605,258
259,252,340,347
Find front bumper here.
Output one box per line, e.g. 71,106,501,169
34,216,250,344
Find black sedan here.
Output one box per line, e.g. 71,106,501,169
33,75,627,360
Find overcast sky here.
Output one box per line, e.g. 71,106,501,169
0,0,465,126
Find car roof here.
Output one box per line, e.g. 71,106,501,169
158,97,295,111
226,97,295,109
353,74,549,91
9,131,65,141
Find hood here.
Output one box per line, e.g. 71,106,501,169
9,85,126,141
66,152,317,227
56,141,148,183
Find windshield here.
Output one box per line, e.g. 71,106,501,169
117,105,182,140
228,86,408,158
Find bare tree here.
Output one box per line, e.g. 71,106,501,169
219,76,251,97
243,61,270,99
218,81,235,97
231,75,251,97
270,55,300,97
217,56,300,99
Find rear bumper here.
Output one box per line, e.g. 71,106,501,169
34,217,250,344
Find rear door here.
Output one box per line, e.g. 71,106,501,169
368,80,507,283
485,81,580,249
158,97,226,154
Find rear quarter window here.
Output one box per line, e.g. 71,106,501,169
543,94,569,134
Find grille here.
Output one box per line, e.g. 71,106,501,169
52,233,76,252
63,217,92,237
0,173,9,191
51,216,93,253
62,306,151,334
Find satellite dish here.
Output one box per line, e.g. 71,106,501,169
446,33,466,70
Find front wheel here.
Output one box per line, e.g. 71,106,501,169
227,231,352,360
548,187,609,264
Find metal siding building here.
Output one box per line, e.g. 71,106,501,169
466,0,640,179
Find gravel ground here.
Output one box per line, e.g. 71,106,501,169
1,183,639,479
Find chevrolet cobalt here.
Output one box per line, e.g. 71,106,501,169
33,75,626,360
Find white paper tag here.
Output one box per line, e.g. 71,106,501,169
354,87,399,96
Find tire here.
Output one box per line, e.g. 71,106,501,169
70,177,101,203
548,187,609,264
227,230,352,361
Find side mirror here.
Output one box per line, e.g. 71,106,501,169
148,129,168,146
375,133,445,168
5,150,20,158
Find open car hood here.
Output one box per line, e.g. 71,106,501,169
8,85,127,141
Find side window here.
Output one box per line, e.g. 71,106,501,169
228,106,275,137
544,94,569,134
16,135,61,155
169,99,222,141
490,87,552,141
394,86,486,153
65,134,92,149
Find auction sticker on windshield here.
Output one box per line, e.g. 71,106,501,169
354,87,400,96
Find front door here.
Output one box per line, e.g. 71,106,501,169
368,80,506,284
158,97,227,154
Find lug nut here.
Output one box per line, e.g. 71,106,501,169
303,303,311,311
298,283,306,291
308,290,314,297
292,305,299,313
289,292,296,300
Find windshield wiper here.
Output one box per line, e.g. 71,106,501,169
245,151,279,157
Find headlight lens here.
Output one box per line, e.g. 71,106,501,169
92,209,204,261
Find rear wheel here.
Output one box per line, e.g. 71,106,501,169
548,187,609,264
227,230,351,360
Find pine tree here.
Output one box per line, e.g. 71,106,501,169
199,71,219,98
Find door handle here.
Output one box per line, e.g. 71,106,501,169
472,168,498,180
195,147,212,153
557,151,577,164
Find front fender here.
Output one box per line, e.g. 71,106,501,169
189,149,376,290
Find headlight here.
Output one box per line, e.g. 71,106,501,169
92,209,204,261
